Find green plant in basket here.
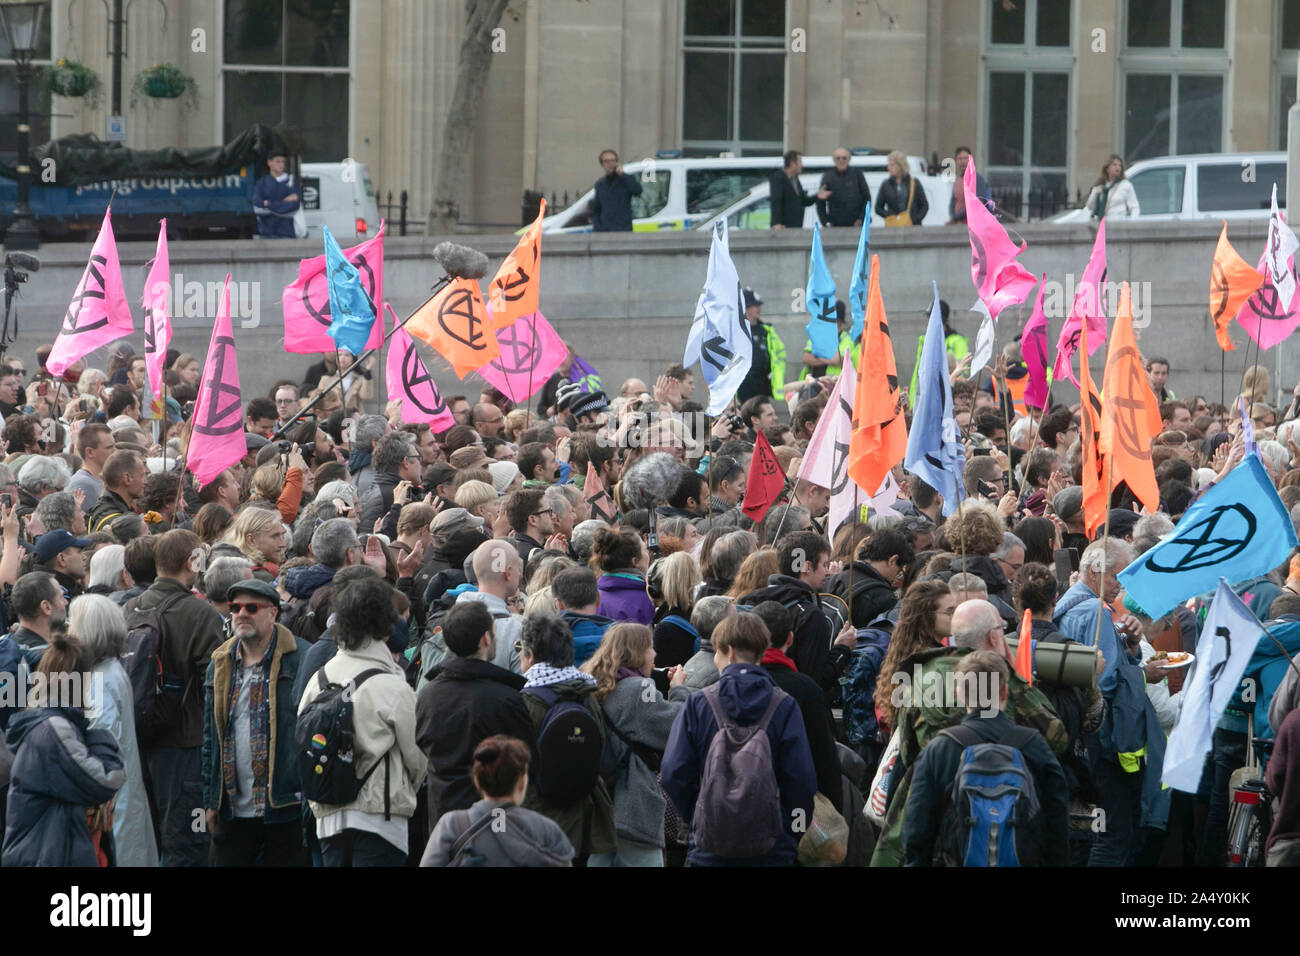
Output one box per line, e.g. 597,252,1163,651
44,59,101,108
131,63,199,113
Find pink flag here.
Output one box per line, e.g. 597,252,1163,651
282,222,386,354
475,310,567,402
1052,221,1108,385
187,276,245,489
46,208,134,378
1022,276,1050,411
385,306,456,430
1234,251,1300,350
142,220,172,420
965,159,1037,318
585,462,616,524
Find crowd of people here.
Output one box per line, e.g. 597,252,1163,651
0,315,1298,870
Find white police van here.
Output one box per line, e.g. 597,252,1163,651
299,161,382,241
1051,152,1286,223
540,150,935,234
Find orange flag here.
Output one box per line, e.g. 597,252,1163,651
1209,222,1263,352
847,255,908,496
487,198,545,329
1078,319,1108,538
1100,282,1162,514
1014,609,1035,685
406,277,499,378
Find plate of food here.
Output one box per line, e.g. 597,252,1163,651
1149,651,1194,670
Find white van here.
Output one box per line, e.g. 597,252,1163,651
299,161,382,241
541,152,935,234
1051,152,1286,223
696,169,952,232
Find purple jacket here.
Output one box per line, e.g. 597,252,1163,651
597,573,654,626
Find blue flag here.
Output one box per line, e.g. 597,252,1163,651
323,224,377,357
904,282,965,516
847,216,870,345
1118,455,1298,619
804,223,839,360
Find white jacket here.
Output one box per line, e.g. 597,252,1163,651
297,639,428,821
88,659,158,867
1085,178,1140,219
1139,639,1181,734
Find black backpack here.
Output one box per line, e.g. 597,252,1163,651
121,591,190,745
296,668,391,814
281,586,333,643
523,685,602,805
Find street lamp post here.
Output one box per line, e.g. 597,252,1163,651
0,0,47,251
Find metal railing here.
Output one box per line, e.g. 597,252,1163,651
990,185,1085,222
374,189,426,236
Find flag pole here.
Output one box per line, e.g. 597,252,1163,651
1016,401,1044,502
705,412,712,537
1220,349,1226,412
1091,453,1115,650
271,276,452,442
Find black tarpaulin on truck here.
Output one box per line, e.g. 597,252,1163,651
8,124,304,187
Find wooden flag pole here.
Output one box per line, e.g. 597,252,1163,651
1091,453,1115,650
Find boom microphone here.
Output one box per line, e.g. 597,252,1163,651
4,252,39,272
432,241,489,280
620,452,682,512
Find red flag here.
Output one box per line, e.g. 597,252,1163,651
742,430,786,523
47,208,134,378
585,462,616,524
187,276,245,489
282,223,386,354
1014,609,1035,686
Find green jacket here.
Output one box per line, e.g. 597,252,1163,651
869,645,1067,867
765,322,786,400
908,331,970,401
801,329,860,379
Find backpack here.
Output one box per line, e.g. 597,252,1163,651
282,585,333,643
692,683,789,858
296,668,391,814
839,629,890,757
441,808,499,866
523,685,603,805
121,591,190,744
410,607,510,691
934,724,1043,867
659,614,700,656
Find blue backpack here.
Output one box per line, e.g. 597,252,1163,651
934,724,1043,867
838,628,891,758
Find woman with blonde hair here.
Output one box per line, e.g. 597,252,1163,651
224,507,288,582
581,622,689,867
503,408,531,444
649,551,702,667
875,149,928,225
726,547,779,599
1239,365,1272,408
455,478,501,528
77,368,108,399
247,457,309,524
1084,153,1139,220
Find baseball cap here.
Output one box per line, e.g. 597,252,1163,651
34,529,93,564
1105,508,1141,541
431,507,485,537
245,433,270,452
225,578,282,609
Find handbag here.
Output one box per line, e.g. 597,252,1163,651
291,175,308,238
864,726,901,827
884,178,915,227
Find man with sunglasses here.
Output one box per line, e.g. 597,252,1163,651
816,147,871,228
202,578,309,866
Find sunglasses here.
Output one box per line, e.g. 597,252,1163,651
229,601,272,615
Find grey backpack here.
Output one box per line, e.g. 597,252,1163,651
692,684,789,858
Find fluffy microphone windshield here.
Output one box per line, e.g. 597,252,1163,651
619,453,682,512
432,241,489,279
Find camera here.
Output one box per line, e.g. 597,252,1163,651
278,440,315,461
726,413,743,432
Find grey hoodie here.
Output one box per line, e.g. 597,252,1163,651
455,590,522,673
601,676,691,848
421,797,573,866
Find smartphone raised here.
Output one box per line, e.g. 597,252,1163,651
1053,547,1079,592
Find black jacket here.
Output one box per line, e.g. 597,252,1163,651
763,658,843,812
652,604,697,668
358,470,401,532
902,710,1069,866
875,174,928,224
826,561,897,628
948,555,1014,608
739,574,845,693
511,532,545,565
415,656,532,831
591,172,642,232
86,487,133,534
817,167,871,226
769,170,815,228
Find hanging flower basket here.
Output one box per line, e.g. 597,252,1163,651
131,63,199,112
44,59,101,107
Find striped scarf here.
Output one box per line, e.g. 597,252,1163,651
222,650,271,817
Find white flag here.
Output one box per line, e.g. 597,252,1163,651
1266,183,1299,307
968,298,995,376
799,354,895,540
1162,580,1263,793
685,220,752,416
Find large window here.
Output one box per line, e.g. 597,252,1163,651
0,15,51,166
1277,0,1300,148
1121,0,1225,161
983,0,1071,220
681,0,785,157
222,0,350,161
